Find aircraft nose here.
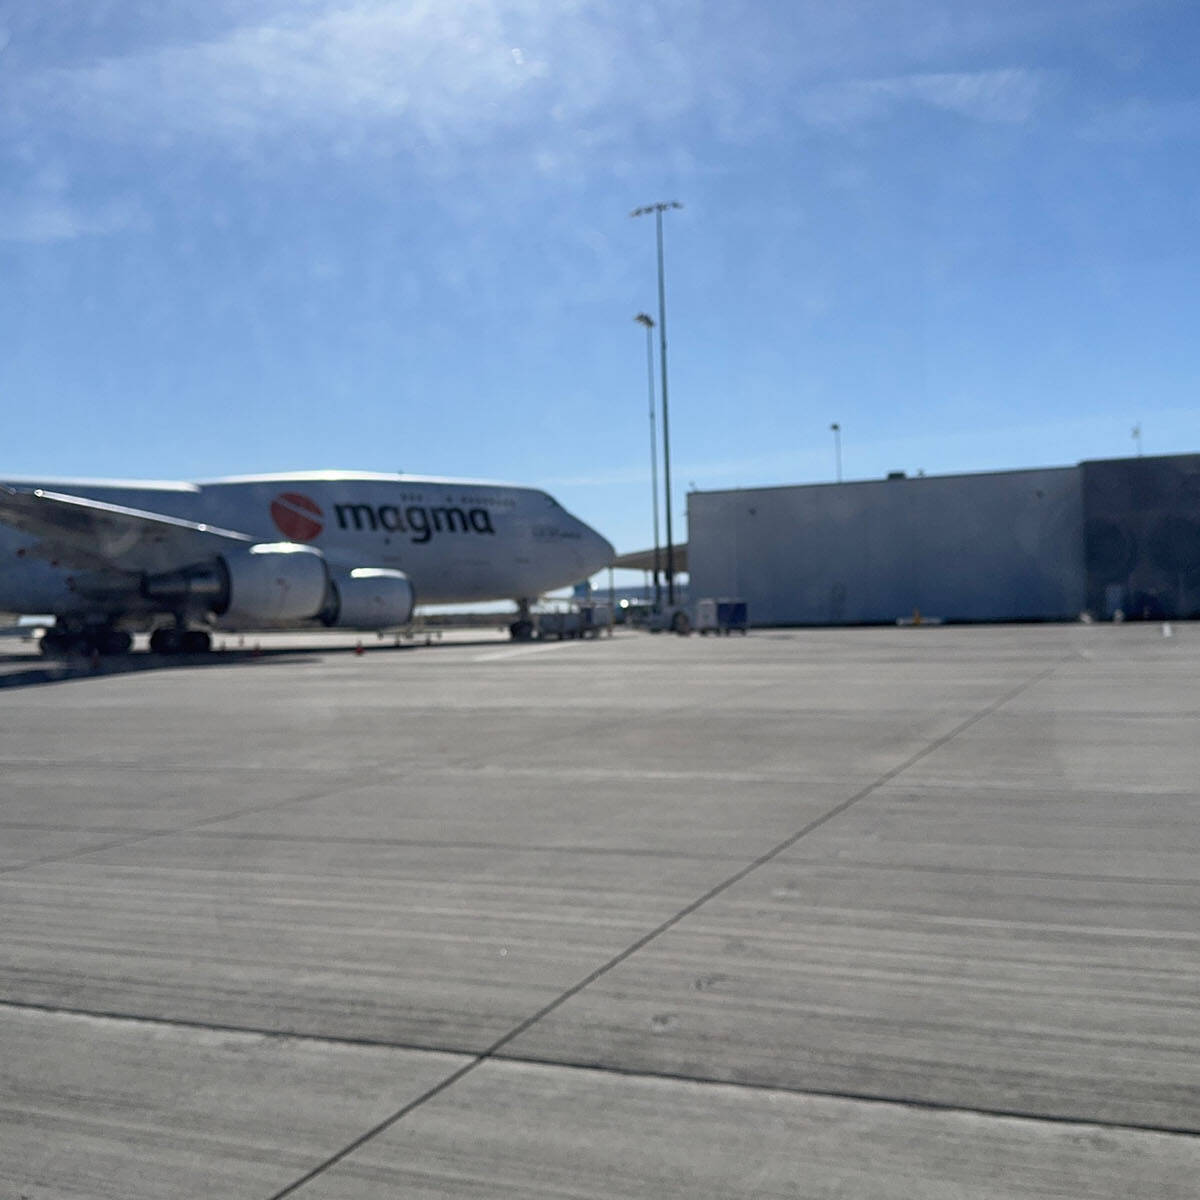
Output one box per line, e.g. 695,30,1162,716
580,521,615,574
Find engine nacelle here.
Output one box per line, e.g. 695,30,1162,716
143,543,328,626
320,567,415,629
217,543,329,625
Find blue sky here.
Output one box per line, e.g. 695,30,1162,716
1,0,1197,560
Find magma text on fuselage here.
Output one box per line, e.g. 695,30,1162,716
333,502,496,543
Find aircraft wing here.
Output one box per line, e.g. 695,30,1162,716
0,486,256,574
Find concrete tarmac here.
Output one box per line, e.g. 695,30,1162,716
0,623,1197,1197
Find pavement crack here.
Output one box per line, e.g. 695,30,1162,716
266,660,1066,1198
6,995,1195,1149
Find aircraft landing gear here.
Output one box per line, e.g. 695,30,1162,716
39,631,74,657
149,628,212,654
509,597,535,641
39,628,133,657
148,628,178,654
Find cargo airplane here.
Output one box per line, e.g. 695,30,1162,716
0,470,614,655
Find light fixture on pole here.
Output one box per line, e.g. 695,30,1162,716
1132,423,1142,457
634,313,663,609
830,422,842,482
631,200,682,606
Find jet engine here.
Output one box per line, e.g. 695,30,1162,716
320,567,415,629
144,543,329,625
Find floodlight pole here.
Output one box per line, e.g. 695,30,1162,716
830,422,843,482
632,201,682,606
635,313,662,608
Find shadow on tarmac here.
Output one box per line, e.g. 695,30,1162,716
0,647,319,690
0,634,518,690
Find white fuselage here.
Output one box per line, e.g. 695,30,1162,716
0,470,614,619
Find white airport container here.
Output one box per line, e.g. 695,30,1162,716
696,597,748,635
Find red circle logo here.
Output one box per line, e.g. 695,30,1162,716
270,492,324,542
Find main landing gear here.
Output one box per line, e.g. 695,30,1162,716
39,626,213,657
40,628,133,657
149,628,212,655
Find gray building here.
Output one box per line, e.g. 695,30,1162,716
689,454,1200,626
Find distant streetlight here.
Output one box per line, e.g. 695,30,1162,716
632,200,682,606
1132,423,1142,457
830,422,843,482
634,312,662,608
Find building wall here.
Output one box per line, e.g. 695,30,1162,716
689,467,1087,626
1082,455,1200,619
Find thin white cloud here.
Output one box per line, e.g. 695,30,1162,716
538,464,656,489
0,196,145,243
15,2,573,154
540,446,831,491
799,68,1050,128
7,3,1059,163
1082,97,1200,143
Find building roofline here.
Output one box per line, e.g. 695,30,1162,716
688,452,1200,498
